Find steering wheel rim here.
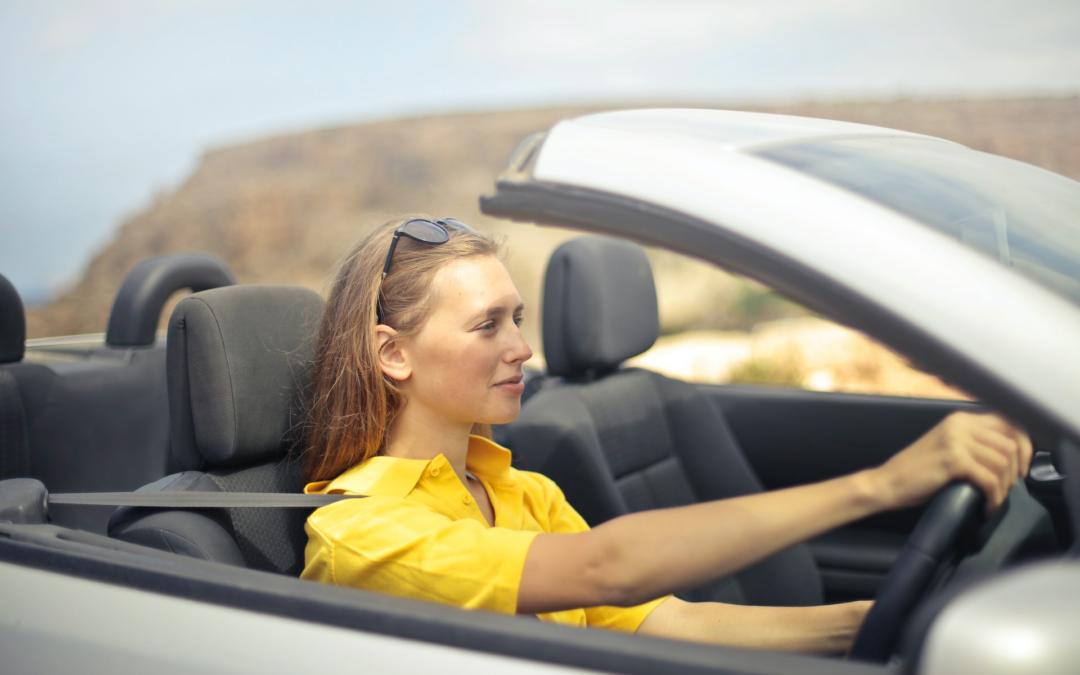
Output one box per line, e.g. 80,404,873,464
848,482,986,663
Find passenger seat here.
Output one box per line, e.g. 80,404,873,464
109,284,324,575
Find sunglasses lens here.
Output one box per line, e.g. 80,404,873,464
399,219,450,244
440,217,477,234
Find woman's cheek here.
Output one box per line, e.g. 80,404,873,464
437,344,489,401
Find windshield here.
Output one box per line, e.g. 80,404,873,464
757,136,1080,309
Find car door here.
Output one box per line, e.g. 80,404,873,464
701,384,974,602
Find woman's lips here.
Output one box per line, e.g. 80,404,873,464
495,375,525,395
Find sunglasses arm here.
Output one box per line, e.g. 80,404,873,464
382,233,402,278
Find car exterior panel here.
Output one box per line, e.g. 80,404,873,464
511,110,1080,438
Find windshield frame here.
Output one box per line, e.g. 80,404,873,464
755,136,1080,311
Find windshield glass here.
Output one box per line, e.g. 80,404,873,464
757,136,1080,309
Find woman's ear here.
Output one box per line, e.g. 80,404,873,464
376,325,411,381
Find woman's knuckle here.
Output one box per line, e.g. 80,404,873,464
947,423,973,447
947,444,968,469
941,450,958,475
989,451,1008,470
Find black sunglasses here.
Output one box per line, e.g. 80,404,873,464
381,217,477,278
377,217,477,322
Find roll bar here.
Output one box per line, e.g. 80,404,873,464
105,253,237,346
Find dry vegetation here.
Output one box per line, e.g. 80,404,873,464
25,97,1079,397
628,318,969,400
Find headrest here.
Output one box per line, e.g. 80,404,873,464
542,236,659,378
0,273,26,364
168,285,325,471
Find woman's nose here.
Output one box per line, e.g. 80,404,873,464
506,326,533,363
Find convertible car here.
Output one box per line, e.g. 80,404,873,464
1,109,1077,674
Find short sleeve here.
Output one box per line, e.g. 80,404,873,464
522,471,671,632
302,495,540,614
583,596,668,632
520,470,590,535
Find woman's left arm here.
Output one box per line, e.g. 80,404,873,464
636,596,873,654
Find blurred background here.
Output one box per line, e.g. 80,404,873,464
3,0,1079,396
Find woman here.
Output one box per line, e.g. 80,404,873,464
300,217,1031,653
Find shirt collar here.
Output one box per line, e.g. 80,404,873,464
464,434,514,480
305,435,514,498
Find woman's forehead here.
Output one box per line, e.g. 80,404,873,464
432,256,522,316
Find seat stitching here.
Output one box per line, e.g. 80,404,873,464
194,297,238,458
157,526,214,560
137,524,215,561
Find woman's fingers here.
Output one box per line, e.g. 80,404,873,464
967,440,1018,512
1014,427,1034,477
962,457,1008,514
967,436,1010,475
971,427,1018,482
949,413,1030,513
974,414,1033,478
875,411,1032,512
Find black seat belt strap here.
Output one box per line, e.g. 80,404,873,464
49,492,362,508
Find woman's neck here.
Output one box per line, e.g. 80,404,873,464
384,405,474,481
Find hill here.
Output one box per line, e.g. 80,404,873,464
25,97,1080,358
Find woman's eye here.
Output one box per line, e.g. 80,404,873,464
514,316,524,327
479,321,496,332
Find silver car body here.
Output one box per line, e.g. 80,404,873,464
520,109,1080,438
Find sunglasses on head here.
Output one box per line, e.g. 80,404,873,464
381,218,477,278
377,217,477,322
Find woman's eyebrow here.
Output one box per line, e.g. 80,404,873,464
467,302,525,324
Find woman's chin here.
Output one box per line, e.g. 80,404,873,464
482,402,522,427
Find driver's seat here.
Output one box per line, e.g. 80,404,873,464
506,236,823,606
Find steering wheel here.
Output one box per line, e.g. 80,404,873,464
848,482,986,663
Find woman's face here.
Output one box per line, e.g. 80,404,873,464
393,255,533,427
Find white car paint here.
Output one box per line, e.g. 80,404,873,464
0,561,594,675
917,561,1080,675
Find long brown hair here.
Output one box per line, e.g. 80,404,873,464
304,217,501,482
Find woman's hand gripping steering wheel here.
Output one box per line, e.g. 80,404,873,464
848,412,1033,662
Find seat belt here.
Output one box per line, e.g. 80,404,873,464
48,492,361,508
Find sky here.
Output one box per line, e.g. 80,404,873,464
1,0,1079,303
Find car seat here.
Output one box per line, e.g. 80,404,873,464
0,272,33,480
505,236,823,607
109,284,324,575
1,256,236,533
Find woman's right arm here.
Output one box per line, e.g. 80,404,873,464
517,411,1031,615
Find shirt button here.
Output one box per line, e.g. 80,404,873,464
430,467,440,477
462,494,472,505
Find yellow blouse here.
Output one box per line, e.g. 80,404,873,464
302,435,666,631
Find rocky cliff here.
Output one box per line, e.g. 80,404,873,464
26,97,1080,355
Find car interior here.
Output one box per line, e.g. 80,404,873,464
109,282,325,576
0,254,238,531
0,233,1073,672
